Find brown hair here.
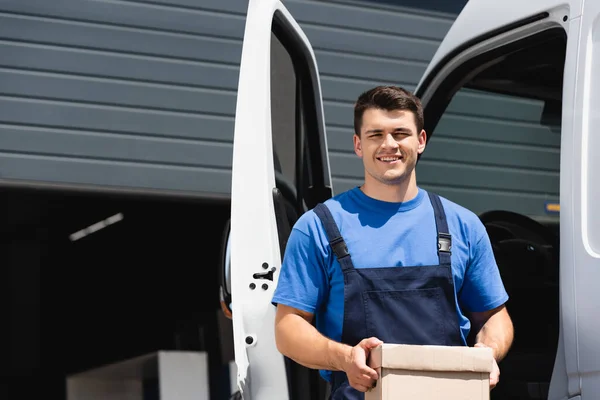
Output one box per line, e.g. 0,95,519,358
353,86,424,136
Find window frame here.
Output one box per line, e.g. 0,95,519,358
418,26,567,143
271,11,332,212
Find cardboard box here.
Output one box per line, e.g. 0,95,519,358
366,344,493,400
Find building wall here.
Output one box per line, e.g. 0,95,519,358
0,0,453,195
0,0,558,216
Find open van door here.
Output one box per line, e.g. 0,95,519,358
563,0,600,397
413,1,600,399
227,0,332,398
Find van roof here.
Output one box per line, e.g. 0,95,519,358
417,0,582,90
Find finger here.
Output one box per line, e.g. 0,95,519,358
350,382,370,393
490,376,498,389
361,373,378,386
352,373,373,387
359,365,379,380
364,337,384,348
490,368,500,388
350,372,376,389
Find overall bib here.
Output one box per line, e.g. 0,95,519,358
313,192,463,400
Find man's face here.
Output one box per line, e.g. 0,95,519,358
353,108,426,187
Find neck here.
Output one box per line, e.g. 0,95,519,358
361,174,419,203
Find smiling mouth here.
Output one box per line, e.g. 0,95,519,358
377,155,403,163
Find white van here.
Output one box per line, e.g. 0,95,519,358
223,0,600,398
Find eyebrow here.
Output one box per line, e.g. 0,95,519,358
365,127,412,134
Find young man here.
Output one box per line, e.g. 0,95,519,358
272,86,514,399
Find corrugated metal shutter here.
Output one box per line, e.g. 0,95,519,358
298,1,456,196
423,90,560,216
0,0,458,201
0,0,246,198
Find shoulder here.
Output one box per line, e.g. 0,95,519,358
425,189,488,244
293,188,357,233
284,189,358,264
437,194,482,226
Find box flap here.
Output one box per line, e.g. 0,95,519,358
369,344,493,373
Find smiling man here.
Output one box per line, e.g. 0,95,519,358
272,86,514,400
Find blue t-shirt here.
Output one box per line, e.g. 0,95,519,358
272,187,508,381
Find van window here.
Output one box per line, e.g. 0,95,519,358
270,13,331,213
424,90,561,219
271,31,297,191
422,29,565,222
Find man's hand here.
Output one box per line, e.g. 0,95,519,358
475,342,500,388
343,337,383,392
275,305,382,388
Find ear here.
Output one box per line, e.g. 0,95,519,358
417,129,427,154
353,134,363,158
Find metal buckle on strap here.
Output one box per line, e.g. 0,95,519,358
438,233,452,253
330,236,350,259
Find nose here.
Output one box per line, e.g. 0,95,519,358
381,133,399,149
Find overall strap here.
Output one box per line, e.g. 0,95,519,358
427,192,452,266
313,203,354,271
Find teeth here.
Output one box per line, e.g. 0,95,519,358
380,157,400,161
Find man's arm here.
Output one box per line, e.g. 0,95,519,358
275,304,349,371
470,304,514,361
275,304,381,393
469,304,514,388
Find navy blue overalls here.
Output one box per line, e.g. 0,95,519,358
313,192,463,400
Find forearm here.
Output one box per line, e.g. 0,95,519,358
475,308,514,361
275,311,351,371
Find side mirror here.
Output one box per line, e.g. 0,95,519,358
219,219,232,319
